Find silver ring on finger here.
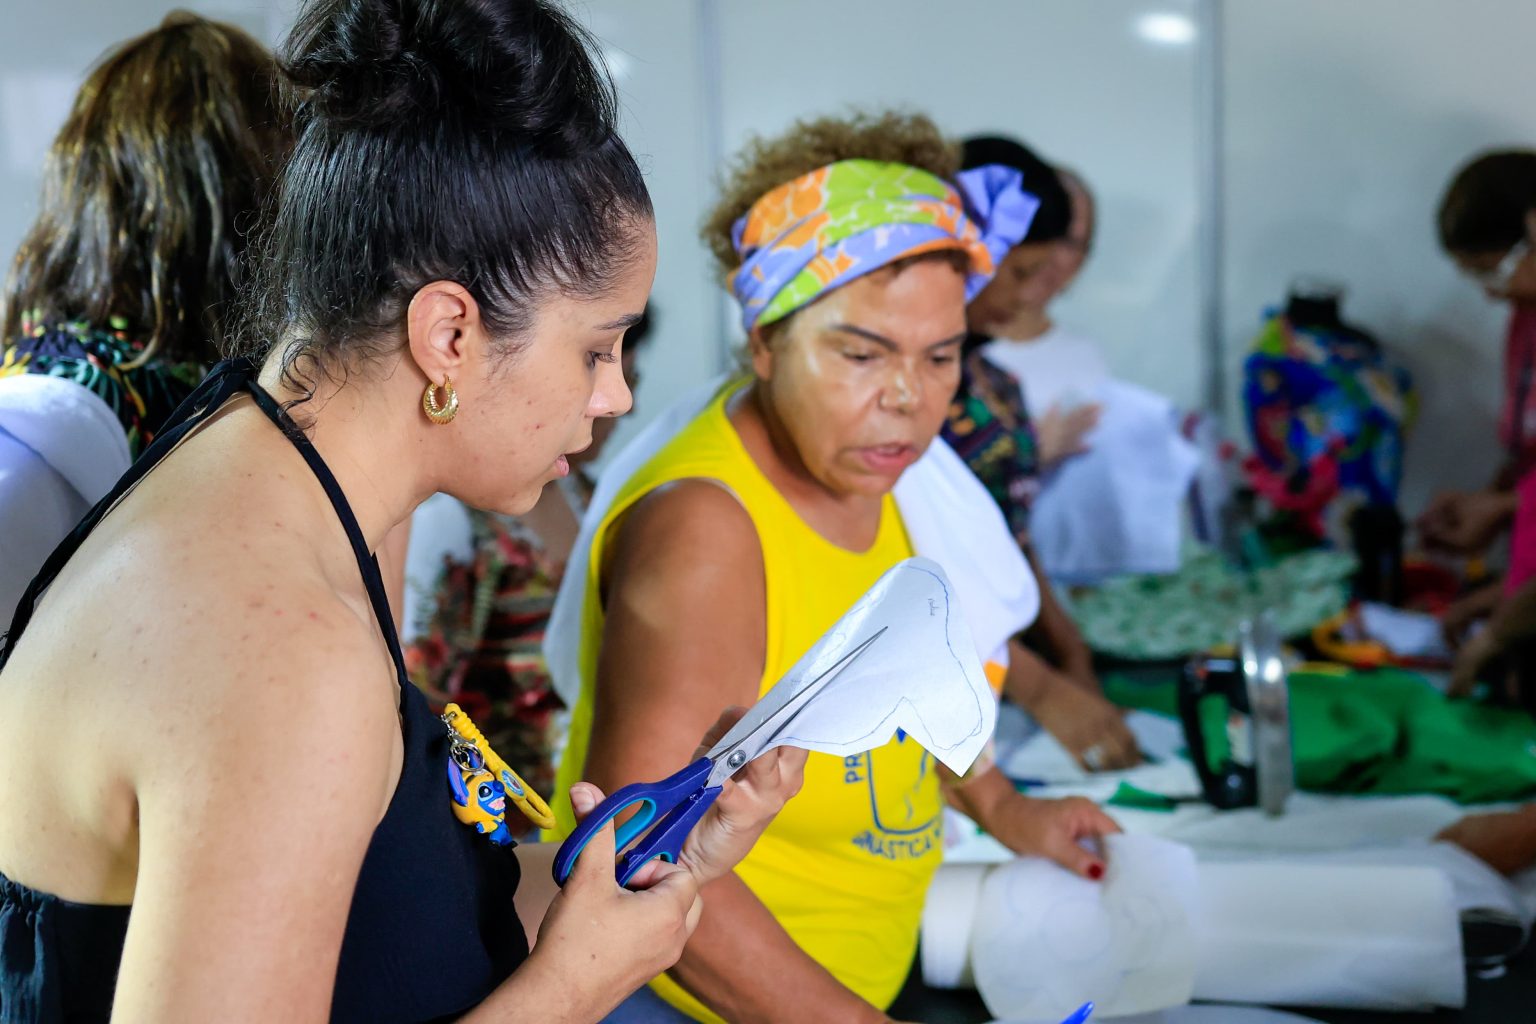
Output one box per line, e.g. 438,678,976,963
1083,744,1106,771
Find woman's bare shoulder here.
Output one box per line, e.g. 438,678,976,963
7,492,401,788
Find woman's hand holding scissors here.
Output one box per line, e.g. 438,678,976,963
670,706,808,885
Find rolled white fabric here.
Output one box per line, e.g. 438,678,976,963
1191,861,1464,1011
969,835,1199,1020
921,863,990,989
937,835,1467,1017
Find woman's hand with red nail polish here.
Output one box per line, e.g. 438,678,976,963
983,793,1120,881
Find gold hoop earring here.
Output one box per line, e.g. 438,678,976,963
423,376,459,424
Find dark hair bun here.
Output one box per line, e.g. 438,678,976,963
282,0,615,150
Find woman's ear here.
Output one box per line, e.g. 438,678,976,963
748,325,775,381
405,281,481,386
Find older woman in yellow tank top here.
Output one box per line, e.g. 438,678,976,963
556,113,1118,1024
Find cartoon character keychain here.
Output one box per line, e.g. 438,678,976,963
443,702,555,844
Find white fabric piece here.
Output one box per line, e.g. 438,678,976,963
1358,602,1453,661
890,429,1038,665
980,327,1200,582
1181,411,1236,548
544,375,1039,708
1279,841,1528,926
0,432,91,622
922,862,989,989
980,327,1110,415
939,719,1488,1015
0,374,130,622
0,373,130,499
1026,379,1201,583
400,491,477,643
934,834,1468,1016
997,710,1190,791
970,834,1200,1020
1192,860,1464,1011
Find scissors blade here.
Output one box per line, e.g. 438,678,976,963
703,626,887,788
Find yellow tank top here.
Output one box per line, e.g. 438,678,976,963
550,380,942,1021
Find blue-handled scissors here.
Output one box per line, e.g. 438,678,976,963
1060,1004,1094,1024
553,627,888,886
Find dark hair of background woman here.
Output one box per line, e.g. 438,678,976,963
1,11,286,368
244,0,654,392
1438,149,1536,255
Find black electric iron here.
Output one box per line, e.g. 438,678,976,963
1179,616,1294,816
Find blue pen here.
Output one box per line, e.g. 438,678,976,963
1059,1003,1094,1024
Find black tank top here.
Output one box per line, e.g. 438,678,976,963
0,359,528,1023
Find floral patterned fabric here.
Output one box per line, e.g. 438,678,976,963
730,160,1038,331
404,510,566,801
2,315,204,458
940,344,1041,550
1243,312,1416,510
1069,548,1357,661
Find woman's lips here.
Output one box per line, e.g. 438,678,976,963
853,442,919,475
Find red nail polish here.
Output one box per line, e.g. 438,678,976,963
1088,863,1105,881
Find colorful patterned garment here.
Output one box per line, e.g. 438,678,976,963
731,161,1038,331
1069,547,1357,661
404,509,565,803
940,343,1041,549
1243,312,1416,513
1,315,205,458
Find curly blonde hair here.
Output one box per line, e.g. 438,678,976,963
701,110,959,279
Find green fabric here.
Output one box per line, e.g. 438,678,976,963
1107,782,1182,812
1105,667,1536,804
1068,548,1356,661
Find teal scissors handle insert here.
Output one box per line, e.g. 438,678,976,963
553,756,717,886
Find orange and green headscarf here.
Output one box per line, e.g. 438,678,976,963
729,159,1039,332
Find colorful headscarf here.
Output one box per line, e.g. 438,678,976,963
729,160,1039,332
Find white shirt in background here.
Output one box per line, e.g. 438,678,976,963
980,324,1111,417
0,374,132,624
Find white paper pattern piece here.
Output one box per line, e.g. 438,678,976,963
742,557,998,776
970,834,1200,1020
1026,378,1201,583
1358,601,1452,660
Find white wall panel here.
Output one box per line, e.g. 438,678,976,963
1223,0,1536,509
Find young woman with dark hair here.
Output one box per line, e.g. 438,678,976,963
0,2,801,1021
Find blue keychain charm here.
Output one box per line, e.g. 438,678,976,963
446,735,516,846
442,703,556,845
